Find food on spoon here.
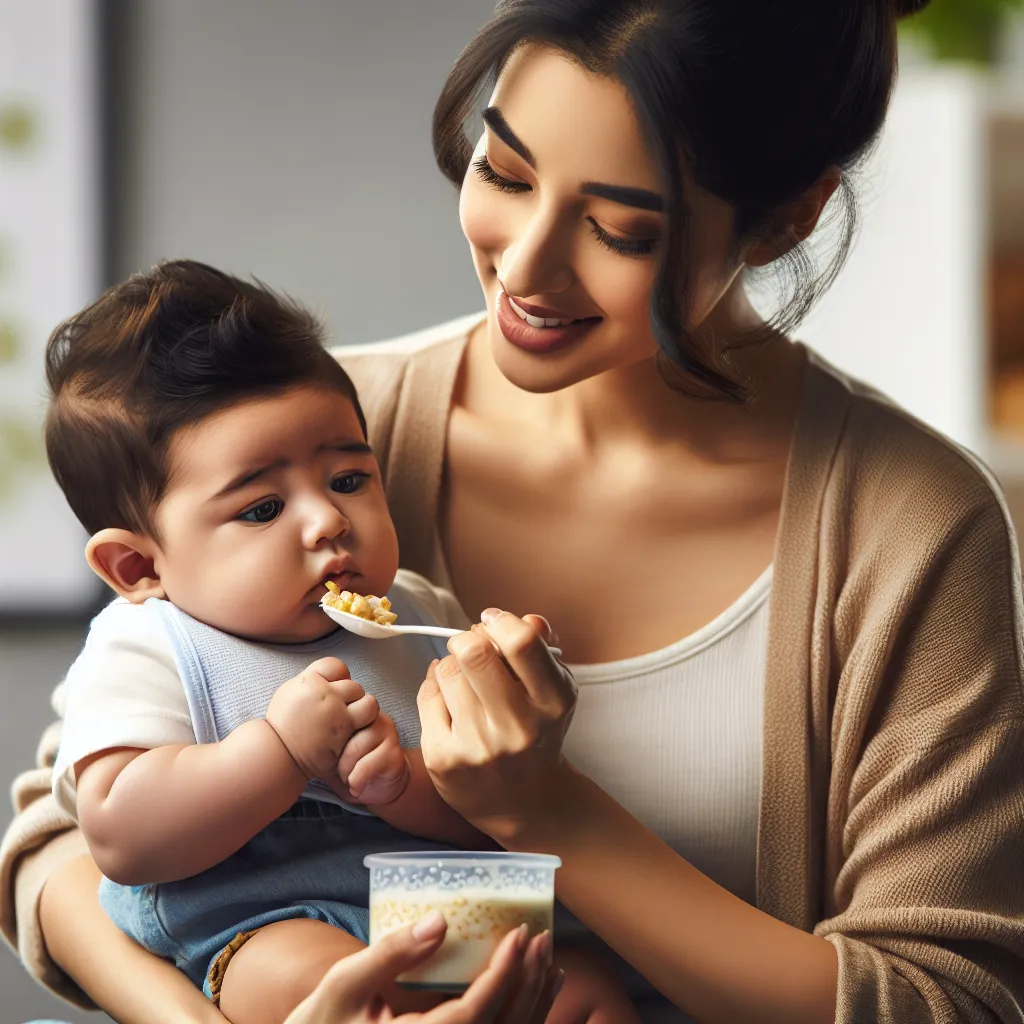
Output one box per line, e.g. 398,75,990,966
323,580,398,626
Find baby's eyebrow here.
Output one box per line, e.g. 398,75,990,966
210,441,374,501
211,460,286,500
320,441,374,456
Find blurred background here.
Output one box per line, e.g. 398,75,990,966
2,1,1024,1020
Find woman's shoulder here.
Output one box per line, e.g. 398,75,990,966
331,311,483,378
330,312,482,455
805,348,1009,534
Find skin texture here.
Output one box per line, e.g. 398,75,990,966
37,40,845,1024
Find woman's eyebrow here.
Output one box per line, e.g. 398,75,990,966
482,106,663,212
580,182,663,212
483,106,534,165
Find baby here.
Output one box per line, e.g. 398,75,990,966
45,260,636,1024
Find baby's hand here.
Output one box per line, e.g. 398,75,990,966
337,711,410,806
266,657,379,780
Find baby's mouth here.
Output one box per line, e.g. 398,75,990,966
322,570,356,588
313,568,358,599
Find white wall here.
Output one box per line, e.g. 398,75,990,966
798,68,989,453
117,0,495,345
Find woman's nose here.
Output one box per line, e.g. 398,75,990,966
499,206,573,298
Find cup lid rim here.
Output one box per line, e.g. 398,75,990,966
364,850,561,869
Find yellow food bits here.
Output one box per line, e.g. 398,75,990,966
370,895,551,945
323,585,398,626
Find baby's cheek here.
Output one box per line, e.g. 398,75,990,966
201,548,298,634
359,522,401,601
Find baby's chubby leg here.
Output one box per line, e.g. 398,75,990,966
548,946,642,1024
217,918,444,1024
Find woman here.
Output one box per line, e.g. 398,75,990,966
4,0,1023,1021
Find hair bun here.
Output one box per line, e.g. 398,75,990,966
895,0,932,18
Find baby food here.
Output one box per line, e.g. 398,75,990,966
323,581,398,625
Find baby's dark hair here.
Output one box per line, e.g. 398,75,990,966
45,259,366,537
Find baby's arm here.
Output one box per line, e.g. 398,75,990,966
77,657,377,884
76,724,304,885
336,714,490,849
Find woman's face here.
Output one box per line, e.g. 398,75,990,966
460,43,742,394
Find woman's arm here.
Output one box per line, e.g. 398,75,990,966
505,764,837,1024
39,854,226,1024
2,684,230,1019
418,621,837,1024
421,587,1024,1024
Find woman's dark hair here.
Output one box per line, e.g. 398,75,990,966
45,259,366,537
434,0,931,401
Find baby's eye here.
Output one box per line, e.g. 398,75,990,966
239,498,283,523
331,472,369,495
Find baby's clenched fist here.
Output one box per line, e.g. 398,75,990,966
266,657,379,780
336,712,410,807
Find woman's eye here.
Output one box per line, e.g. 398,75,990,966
331,472,369,495
239,498,283,524
473,155,530,195
588,219,657,259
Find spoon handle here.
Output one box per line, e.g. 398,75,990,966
399,625,563,659
396,625,465,638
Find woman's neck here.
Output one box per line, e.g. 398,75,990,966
459,283,806,467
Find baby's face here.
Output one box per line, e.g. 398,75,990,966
151,386,399,643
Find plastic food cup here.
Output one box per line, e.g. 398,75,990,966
365,850,561,992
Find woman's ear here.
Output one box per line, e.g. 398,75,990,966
86,528,167,603
745,167,843,268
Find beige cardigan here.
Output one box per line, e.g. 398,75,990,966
3,316,1024,1021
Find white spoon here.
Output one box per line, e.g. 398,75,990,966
320,601,563,657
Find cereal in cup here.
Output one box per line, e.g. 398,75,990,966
365,851,560,992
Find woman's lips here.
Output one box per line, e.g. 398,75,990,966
495,290,600,354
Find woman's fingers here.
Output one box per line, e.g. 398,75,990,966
494,930,553,1022
283,913,449,1023
521,613,559,647
433,651,492,732
307,913,448,1015
480,611,573,710
418,924,530,1024
444,631,533,721
452,612,573,715
528,966,566,1024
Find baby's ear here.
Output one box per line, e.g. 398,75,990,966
86,529,166,603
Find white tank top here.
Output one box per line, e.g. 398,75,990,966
433,545,769,906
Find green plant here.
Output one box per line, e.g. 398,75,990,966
901,0,1024,63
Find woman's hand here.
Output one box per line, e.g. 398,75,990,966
416,610,578,842
283,910,562,1024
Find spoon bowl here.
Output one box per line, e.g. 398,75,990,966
320,601,562,657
